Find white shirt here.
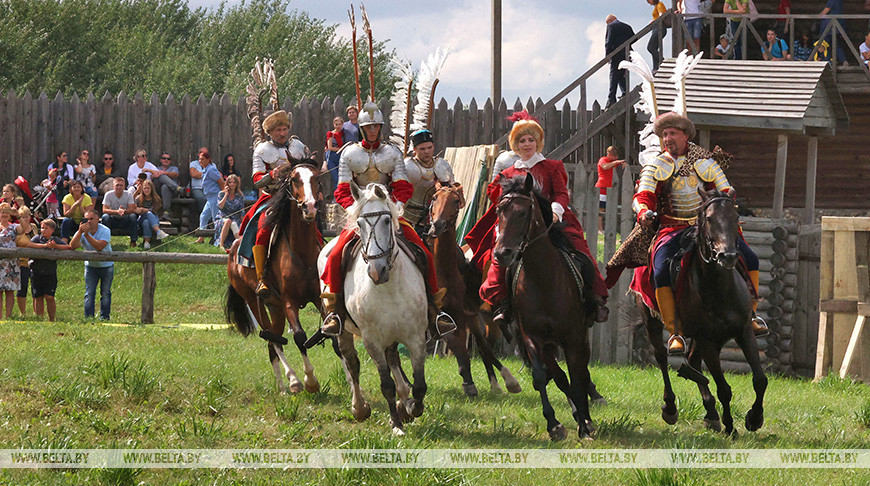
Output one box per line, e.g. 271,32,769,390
861,42,870,66
681,0,701,14
127,161,157,187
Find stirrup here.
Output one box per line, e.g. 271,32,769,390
667,334,686,356
322,313,343,337
255,281,271,298
429,311,457,340
751,314,769,337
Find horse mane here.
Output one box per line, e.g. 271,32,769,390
263,158,317,230
499,175,572,252
345,183,400,232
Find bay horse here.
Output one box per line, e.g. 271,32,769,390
640,188,766,436
317,182,428,435
494,173,599,440
427,183,521,397
225,162,324,394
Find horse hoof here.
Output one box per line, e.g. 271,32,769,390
745,412,764,432
462,383,479,398
288,381,304,394
392,426,405,436
397,401,414,424
726,427,739,439
579,428,594,441
548,424,567,441
352,402,371,422
704,418,722,432
585,419,597,435
410,400,424,418
304,376,320,394
661,407,679,425
501,369,522,394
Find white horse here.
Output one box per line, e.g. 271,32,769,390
318,182,428,435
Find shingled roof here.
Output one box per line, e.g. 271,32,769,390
653,60,850,136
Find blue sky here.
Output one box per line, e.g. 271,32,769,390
190,0,666,107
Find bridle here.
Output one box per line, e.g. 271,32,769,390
696,195,737,265
497,192,554,258
359,209,395,269
427,187,462,232
282,163,319,211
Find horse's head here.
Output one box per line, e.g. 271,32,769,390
697,187,740,270
427,181,465,238
349,181,399,284
273,160,322,221
493,173,546,268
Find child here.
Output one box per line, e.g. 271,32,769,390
29,219,71,321
42,168,60,219
715,34,733,60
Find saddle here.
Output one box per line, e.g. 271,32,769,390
666,226,756,302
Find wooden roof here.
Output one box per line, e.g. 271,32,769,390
653,59,850,135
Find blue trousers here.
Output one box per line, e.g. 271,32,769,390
138,212,160,238
84,265,114,320
652,228,759,288
199,193,219,230
101,214,137,243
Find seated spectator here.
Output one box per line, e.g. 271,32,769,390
61,180,94,241
152,153,183,217
189,148,209,228
28,218,72,322
101,177,138,247
0,203,32,318
221,154,239,178
1,184,26,215
96,151,120,196
14,206,36,317
127,149,158,188
134,180,169,250
70,209,114,320
763,29,791,61
74,149,98,199
715,34,733,59
48,150,75,205
861,31,870,66
215,174,245,251
792,29,813,61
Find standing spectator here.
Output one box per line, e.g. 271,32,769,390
221,154,239,178
860,31,870,66
126,149,158,188
196,149,225,244
48,150,75,204
819,0,846,65
605,14,635,108
775,0,791,38
677,0,703,55
134,180,169,250
646,1,669,72
152,153,182,217
342,105,361,144
101,177,138,247
189,147,209,226
0,203,31,318
1,184,25,218
763,29,791,61
14,206,35,317
792,29,813,61
215,174,245,251
596,146,625,231
28,219,72,322
723,0,748,60
715,34,734,59
41,169,60,219
96,151,120,196
74,149,98,199
60,180,94,241
70,209,113,320
325,116,343,194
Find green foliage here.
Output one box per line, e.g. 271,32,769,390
0,0,396,100
857,399,870,429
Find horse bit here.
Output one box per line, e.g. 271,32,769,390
359,210,395,269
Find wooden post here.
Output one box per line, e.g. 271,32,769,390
804,136,818,225
491,0,502,120
141,262,156,324
773,134,788,219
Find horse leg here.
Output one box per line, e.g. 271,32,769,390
364,340,404,435
469,314,521,394
285,303,320,393
385,344,413,424
524,335,565,441
405,334,428,419
645,309,678,424
443,324,477,398
702,351,735,436
267,342,286,394
736,327,767,432
689,342,721,432
337,331,370,421
563,337,594,439
267,304,303,394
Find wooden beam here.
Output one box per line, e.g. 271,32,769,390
804,136,818,225
814,311,833,381
0,248,227,265
491,0,501,111
142,262,156,324
773,134,788,219
839,315,866,379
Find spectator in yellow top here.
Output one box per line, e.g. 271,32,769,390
647,0,669,71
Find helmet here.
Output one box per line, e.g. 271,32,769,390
358,101,384,127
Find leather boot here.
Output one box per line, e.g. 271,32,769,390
427,288,456,340
748,270,769,336
252,244,270,297
320,292,343,337
656,286,685,356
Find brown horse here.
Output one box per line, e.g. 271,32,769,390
225,162,325,394
494,173,599,440
426,183,521,397
640,188,767,435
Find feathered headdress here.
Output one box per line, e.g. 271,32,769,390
411,47,449,132
618,52,657,121
246,58,280,147
669,49,703,116
388,48,449,155
389,58,415,153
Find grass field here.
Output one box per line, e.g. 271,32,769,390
1,237,869,485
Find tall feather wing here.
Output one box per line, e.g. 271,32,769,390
247,58,275,147
668,50,703,116
411,47,449,131
388,58,415,153
618,51,657,120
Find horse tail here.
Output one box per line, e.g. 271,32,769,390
225,285,256,336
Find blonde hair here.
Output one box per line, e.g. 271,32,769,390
225,174,244,198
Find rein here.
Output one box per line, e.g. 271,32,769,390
358,209,395,268
696,196,736,265
499,192,555,257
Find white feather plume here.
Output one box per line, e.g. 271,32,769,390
389,58,415,150
668,49,703,116
411,47,450,131
618,51,656,121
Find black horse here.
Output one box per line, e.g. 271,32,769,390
641,188,767,435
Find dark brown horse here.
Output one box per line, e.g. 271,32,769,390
225,162,325,394
641,188,767,435
494,173,599,440
426,183,521,398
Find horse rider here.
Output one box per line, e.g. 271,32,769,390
239,109,309,297
403,129,457,237
634,111,768,356
316,101,455,340
465,111,610,329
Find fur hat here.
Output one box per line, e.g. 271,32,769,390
507,111,544,153
653,111,696,140
262,110,292,135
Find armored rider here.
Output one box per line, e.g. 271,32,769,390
239,109,309,297
402,129,456,236
316,101,455,340
634,111,768,356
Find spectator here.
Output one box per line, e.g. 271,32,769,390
860,31,870,66
134,180,169,250
715,34,734,59
605,14,635,107
196,149,225,244
646,0,669,72
189,147,209,226
70,209,113,320
41,168,60,219
775,0,791,38
763,28,791,61
793,29,813,61
74,149,98,199
819,0,846,65
0,203,31,318
96,151,120,196
1,184,26,219
60,180,94,241
723,0,748,60
215,174,245,251
127,149,158,188
13,206,35,317
325,116,343,193
48,150,75,204
152,152,183,217
677,0,703,55
28,219,72,322
221,154,239,178
101,177,138,247
342,105,361,144
596,146,625,231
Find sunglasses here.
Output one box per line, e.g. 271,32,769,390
104,157,113,161
82,152,89,156
161,156,171,160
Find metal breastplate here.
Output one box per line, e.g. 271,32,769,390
340,143,400,186
663,156,703,220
